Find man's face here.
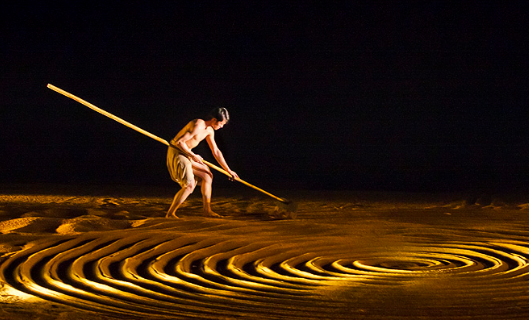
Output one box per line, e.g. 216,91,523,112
213,119,227,130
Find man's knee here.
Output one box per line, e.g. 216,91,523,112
183,180,196,191
203,173,213,184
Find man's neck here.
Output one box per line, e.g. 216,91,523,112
204,119,215,128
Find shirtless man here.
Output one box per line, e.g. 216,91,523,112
166,108,239,218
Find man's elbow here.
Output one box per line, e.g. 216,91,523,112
213,149,222,158
176,141,188,151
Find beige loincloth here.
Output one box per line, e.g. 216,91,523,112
167,146,194,188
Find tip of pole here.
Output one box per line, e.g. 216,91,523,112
280,199,297,213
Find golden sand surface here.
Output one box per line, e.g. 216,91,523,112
2,184,529,319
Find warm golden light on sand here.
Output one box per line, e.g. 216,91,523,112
0,285,39,302
3,187,529,319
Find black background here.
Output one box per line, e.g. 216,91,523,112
1,1,528,193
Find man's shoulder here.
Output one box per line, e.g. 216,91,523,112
193,118,207,128
188,119,211,135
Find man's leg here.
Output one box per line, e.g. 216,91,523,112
167,150,197,218
166,182,195,218
192,163,221,217
201,176,219,217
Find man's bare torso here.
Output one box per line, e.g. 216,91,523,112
172,119,212,150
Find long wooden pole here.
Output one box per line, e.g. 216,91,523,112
46,83,290,204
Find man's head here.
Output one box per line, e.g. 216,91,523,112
207,107,230,130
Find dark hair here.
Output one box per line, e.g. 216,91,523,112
206,107,230,122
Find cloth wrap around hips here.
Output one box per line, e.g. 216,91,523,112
167,145,195,188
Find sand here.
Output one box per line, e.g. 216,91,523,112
2,184,529,319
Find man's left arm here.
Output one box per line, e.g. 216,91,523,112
206,133,239,180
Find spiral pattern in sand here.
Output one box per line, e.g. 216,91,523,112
3,221,529,319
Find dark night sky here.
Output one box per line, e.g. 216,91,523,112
1,1,528,192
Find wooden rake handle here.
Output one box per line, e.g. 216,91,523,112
46,83,290,204
199,158,288,203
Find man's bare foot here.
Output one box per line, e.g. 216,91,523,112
165,213,179,219
204,211,222,218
